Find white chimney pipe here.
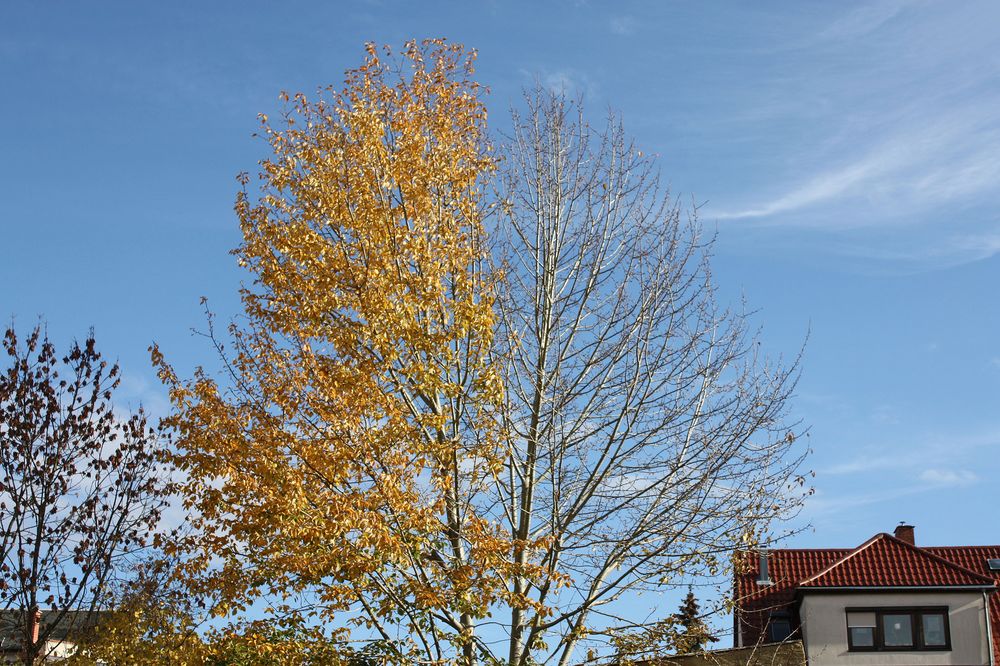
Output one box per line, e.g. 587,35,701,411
757,550,772,586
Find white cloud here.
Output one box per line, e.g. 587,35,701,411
813,227,1000,271
715,159,876,221
116,372,171,420
870,404,899,425
918,468,978,487
706,1,1000,272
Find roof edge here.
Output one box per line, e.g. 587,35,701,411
797,584,997,593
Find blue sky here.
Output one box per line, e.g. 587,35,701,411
2,0,999,576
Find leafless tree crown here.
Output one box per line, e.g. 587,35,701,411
490,90,809,666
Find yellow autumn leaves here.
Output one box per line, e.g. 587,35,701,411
149,39,538,662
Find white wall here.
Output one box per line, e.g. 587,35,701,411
0,639,79,662
799,591,991,666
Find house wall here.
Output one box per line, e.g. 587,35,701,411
799,591,991,666
44,638,78,660
0,640,78,662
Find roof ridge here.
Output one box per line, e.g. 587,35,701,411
799,533,995,587
797,533,887,586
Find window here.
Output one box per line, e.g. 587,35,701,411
846,607,950,651
922,613,947,647
847,611,875,648
768,613,792,642
849,626,875,647
882,614,913,647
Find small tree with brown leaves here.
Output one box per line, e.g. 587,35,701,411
0,325,169,663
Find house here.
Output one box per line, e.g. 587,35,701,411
733,525,1000,666
0,610,105,662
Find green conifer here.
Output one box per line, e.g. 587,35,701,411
673,588,719,653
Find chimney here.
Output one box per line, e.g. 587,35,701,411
22,607,40,662
31,607,40,645
757,550,772,586
894,523,915,545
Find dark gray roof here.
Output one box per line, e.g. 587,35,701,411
0,610,108,649
633,640,807,666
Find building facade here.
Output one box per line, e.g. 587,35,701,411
734,526,1000,666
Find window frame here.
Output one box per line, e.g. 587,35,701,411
847,624,876,651
845,607,951,652
767,612,793,643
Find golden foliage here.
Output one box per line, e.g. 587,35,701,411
70,612,353,666
153,39,542,658
65,600,206,665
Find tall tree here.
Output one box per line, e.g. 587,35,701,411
491,91,807,666
0,325,168,664
154,39,523,665
155,42,809,666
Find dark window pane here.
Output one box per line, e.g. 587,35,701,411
883,614,914,647
770,619,792,642
922,613,946,646
850,627,874,647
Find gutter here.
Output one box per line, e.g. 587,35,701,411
797,585,997,593
986,589,996,666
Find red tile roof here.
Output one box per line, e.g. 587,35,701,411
733,549,852,648
926,546,1000,666
799,533,995,588
733,534,1000,663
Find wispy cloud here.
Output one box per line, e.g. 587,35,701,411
812,227,1000,271
609,15,637,36
715,159,875,221
818,424,1000,483
522,67,600,100
919,468,978,486
715,107,1000,225
805,483,928,517
805,466,978,517
823,456,899,476
816,0,911,41
705,1,1000,269
870,404,899,425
